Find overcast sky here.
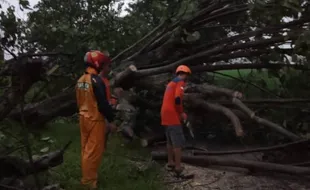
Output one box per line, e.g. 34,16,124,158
1,0,40,19
1,0,134,59
0,0,134,19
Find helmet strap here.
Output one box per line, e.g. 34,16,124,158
176,71,187,75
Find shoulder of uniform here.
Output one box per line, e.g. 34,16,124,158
91,74,101,83
77,74,84,81
91,75,107,89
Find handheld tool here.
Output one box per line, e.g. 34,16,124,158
183,119,195,138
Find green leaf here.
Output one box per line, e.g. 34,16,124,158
259,79,267,88
268,69,280,78
282,0,302,13
41,136,51,141
19,0,31,10
279,75,286,84
40,147,49,153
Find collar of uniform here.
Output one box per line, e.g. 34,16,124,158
85,67,98,75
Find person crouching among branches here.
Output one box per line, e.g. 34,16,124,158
160,65,194,179
76,50,118,189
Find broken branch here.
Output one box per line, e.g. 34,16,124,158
151,151,310,175
232,98,301,140
193,139,310,156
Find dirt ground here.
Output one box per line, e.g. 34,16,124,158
144,141,310,190
149,143,310,190
162,163,310,190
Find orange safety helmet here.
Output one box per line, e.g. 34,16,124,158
175,65,191,74
84,50,111,70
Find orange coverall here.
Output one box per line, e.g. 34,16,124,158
161,77,185,126
76,67,115,188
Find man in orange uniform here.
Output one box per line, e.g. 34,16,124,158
161,65,193,179
76,50,118,189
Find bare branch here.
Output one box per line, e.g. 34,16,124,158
232,98,301,140
112,20,168,62
185,95,244,137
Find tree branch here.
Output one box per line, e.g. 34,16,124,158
151,151,310,175
193,139,310,156
185,95,244,137
112,20,168,62
232,98,301,140
135,34,300,77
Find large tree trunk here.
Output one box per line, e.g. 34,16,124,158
8,90,76,126
151,151,310,176
193,139,310,156
0,58,45,121
0,141,71,180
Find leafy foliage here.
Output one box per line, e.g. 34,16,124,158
1,1,310,188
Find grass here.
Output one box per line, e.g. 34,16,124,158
2,121,166,190
214,69,281,92
218,69,253,77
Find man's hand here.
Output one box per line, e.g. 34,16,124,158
110,98,117,109
108,122,118,133
180,112,188,121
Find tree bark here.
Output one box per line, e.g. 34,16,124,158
0,59,44,121
232,98,300,140
185,96,244,137
0,141,71,180
8,90,76,126
193,139,310,156
151,151,310,175
140,134,166,147
184,83,301,141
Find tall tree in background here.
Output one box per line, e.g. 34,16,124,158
0,0,310,143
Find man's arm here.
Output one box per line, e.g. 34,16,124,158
174,80,185,114
91,75,115,122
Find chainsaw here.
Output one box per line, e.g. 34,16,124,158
183,119,195,139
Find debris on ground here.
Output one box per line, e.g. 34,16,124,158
163,163,310,190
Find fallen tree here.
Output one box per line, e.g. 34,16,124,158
0,141,71,190
193,139,310,156
140,134,167,147
184,83,301,140
1,0,310,189
151,151,310,176
0,141,72,180
1,0,310,148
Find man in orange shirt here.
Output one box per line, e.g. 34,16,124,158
160,65,193,179
76,50,118,189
